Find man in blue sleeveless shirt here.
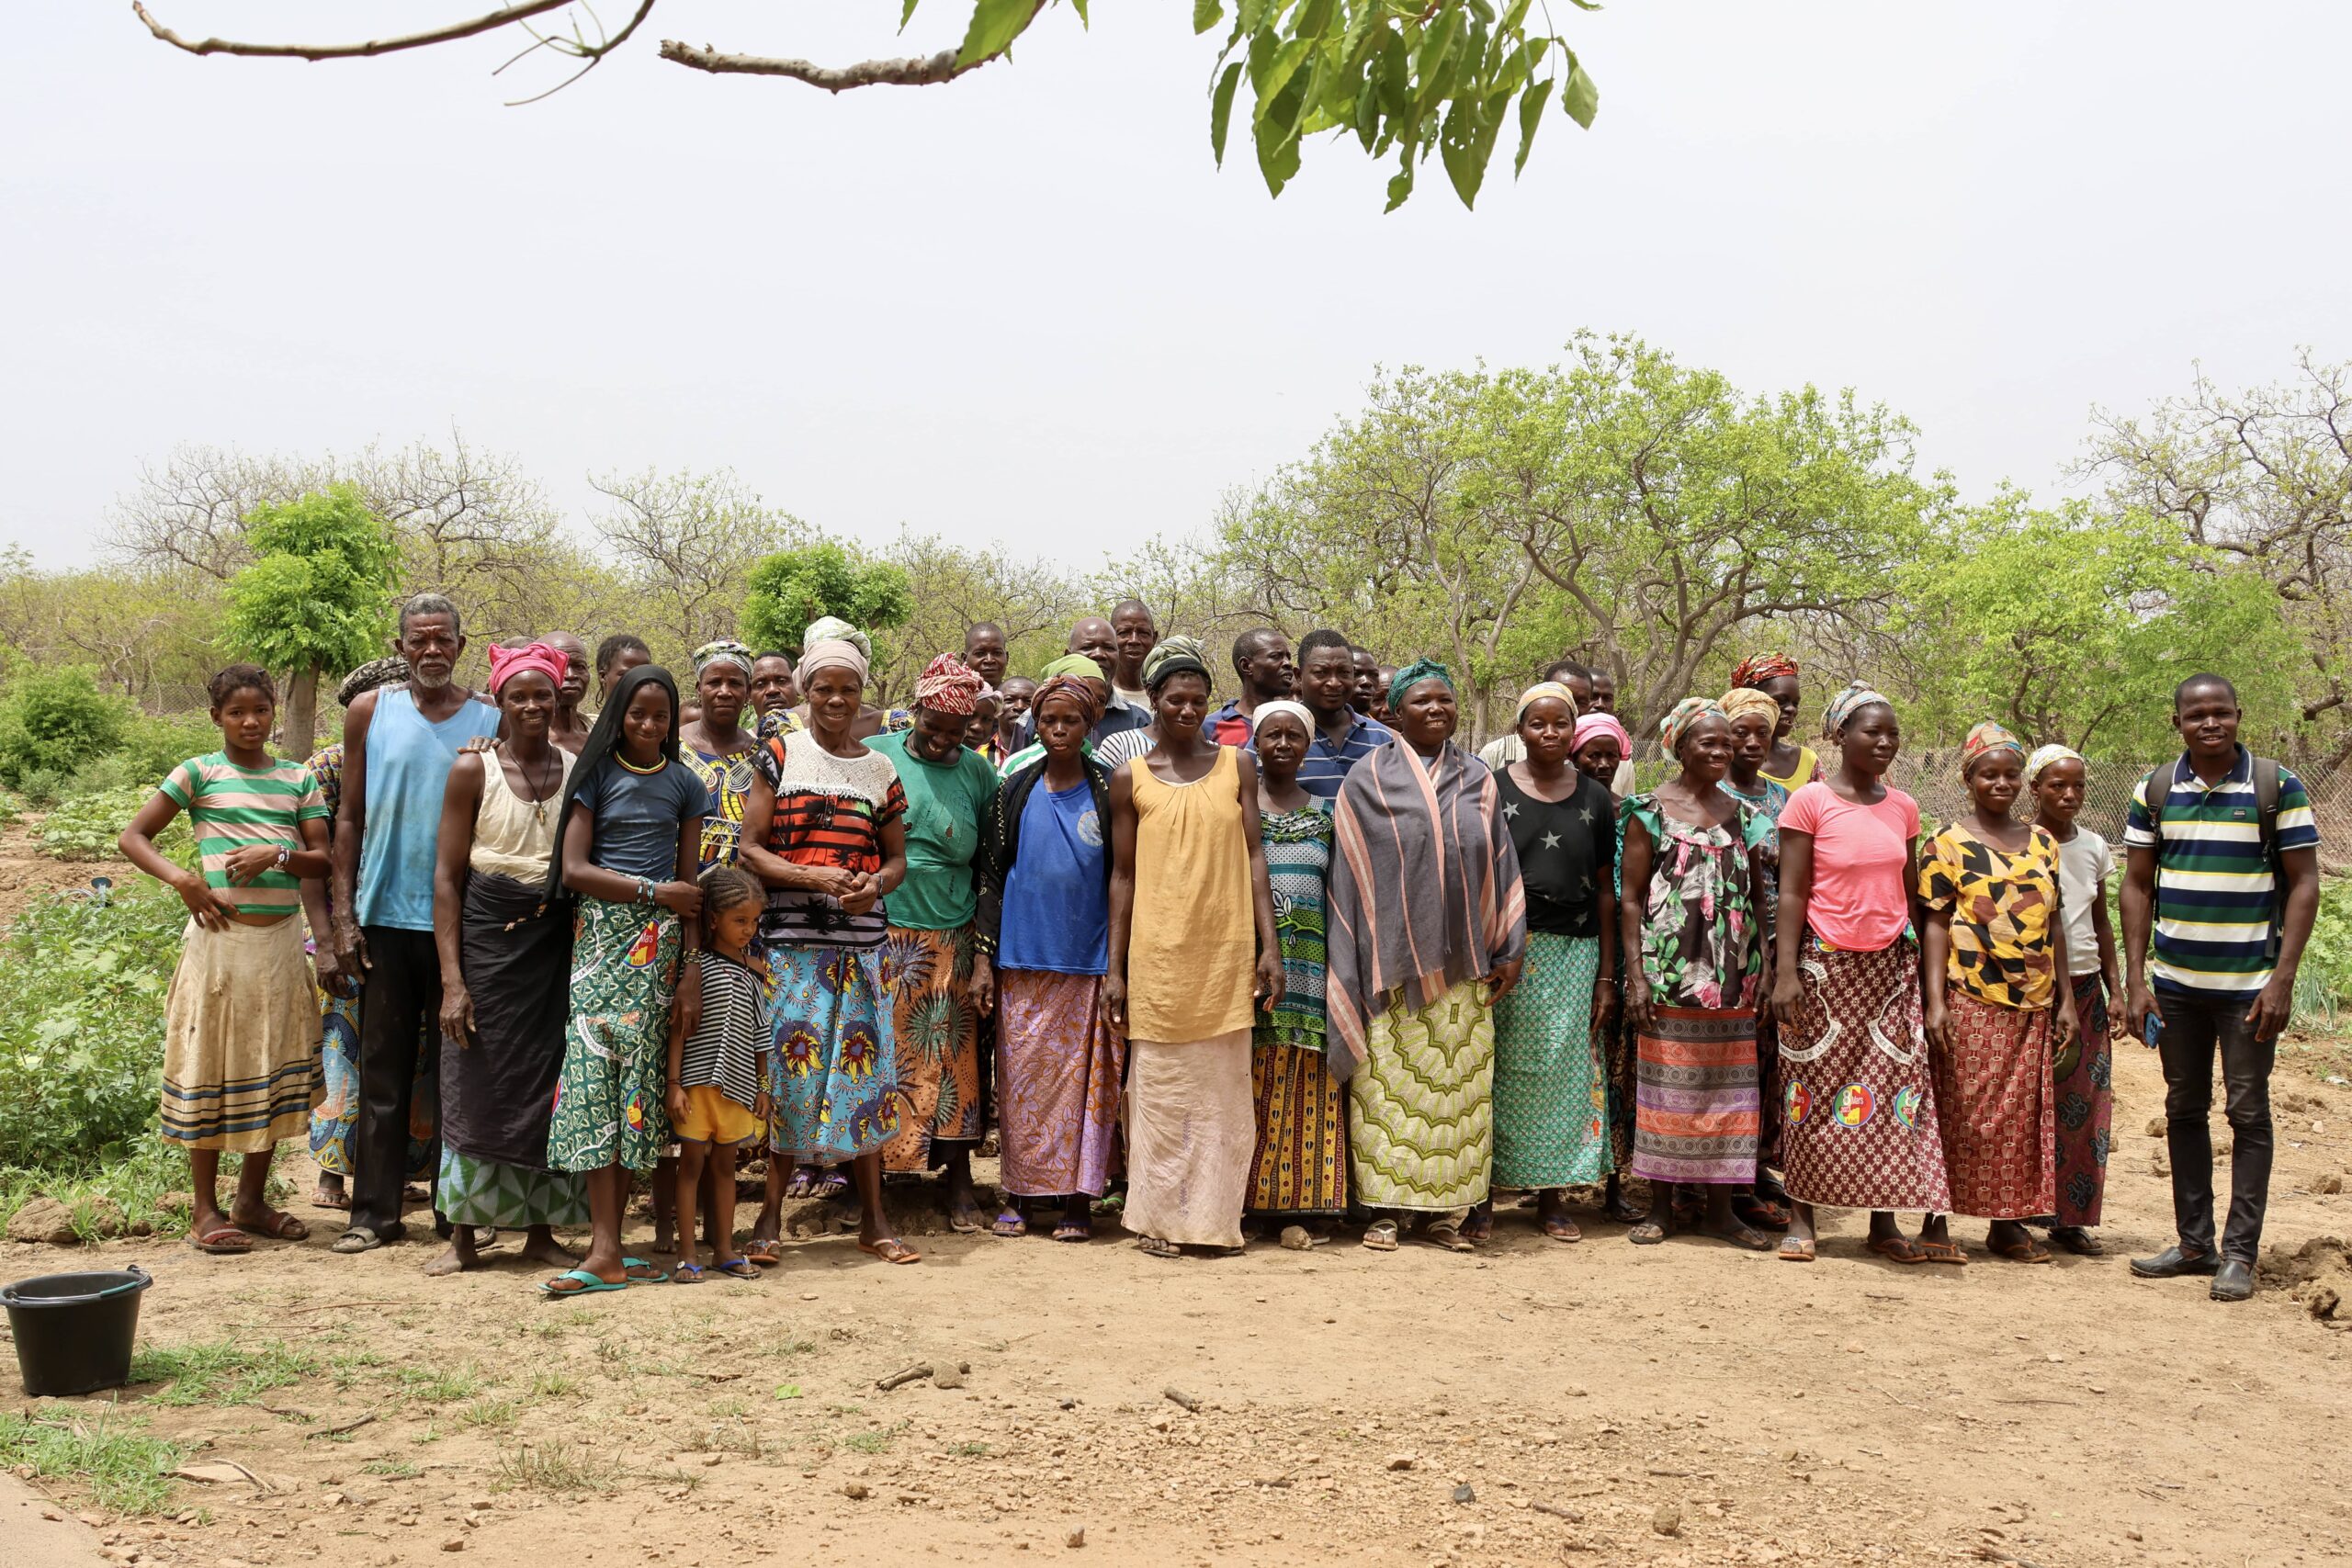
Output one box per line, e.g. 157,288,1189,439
329,594,500,1254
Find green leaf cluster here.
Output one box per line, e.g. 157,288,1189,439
0,665,132,790
1889,493,2307,760
1197,0,1600,209
220,483,399,681
739,542,917,663
0,876,187,1173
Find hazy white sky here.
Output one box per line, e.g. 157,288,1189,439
3,3,2346,569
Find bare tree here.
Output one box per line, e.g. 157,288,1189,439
353,432,567,632
106,444,314,580
589,467,800,660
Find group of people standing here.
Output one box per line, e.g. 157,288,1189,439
119,593,2324,1303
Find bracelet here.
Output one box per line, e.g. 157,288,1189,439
637,877,656,904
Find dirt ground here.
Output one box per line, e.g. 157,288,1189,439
0,816,130,926
8,1035,2352,1568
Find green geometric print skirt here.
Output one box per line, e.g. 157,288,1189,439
547,897,680,1175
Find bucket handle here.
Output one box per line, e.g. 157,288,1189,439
0,1263,150,1309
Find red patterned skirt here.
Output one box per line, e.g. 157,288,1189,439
1931,987,2056,1221
1776,936,1951,1213
2052,972,2113,1226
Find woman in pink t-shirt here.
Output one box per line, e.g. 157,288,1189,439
1769,683,1954,1264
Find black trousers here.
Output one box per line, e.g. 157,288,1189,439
2154,988,2275,1264
350,926,445,1240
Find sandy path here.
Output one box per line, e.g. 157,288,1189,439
6,1036,2351,1568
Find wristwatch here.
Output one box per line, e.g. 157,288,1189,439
637,876,656,905
274,844,291,870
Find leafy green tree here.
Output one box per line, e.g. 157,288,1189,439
1889,494,2305,761
0,666,133,792
220,484,400,759
2083,351,2352,766
740,542,916,686
134,0,1597,210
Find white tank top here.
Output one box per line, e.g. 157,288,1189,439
469,747,574,884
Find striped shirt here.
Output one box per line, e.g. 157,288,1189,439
1254,711,1391,802
2123,747,2320,998
676,949,767,1111
158,752,330,918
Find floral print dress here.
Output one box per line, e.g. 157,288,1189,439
1619,792,1770,1010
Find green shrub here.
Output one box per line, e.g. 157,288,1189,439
114,710,229,784
0,876,187,1171
2294,874,2352,1028
0,666,132,789
39,785,190,864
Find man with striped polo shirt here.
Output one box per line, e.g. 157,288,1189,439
2121,673,2322,1303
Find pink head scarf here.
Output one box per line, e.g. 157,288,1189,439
487,641,567,696
1570,710,1632,761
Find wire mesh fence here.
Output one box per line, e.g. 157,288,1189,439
1625,749,2350,873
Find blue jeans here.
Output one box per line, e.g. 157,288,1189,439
2154,989,2274,1264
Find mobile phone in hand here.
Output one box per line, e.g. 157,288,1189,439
2142,1012,2163,1049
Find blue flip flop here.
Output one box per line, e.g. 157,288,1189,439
671,1261,707,1284
621,1256,670,1283
537,1268,627,1297
710,1258,759,1280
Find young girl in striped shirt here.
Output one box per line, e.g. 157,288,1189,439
119,665,335,1255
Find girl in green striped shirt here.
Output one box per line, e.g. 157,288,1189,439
120,665,336,1256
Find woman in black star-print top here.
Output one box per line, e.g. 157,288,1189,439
1476,682,1620,1244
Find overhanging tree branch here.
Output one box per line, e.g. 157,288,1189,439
658,0,1047,92
132,0,582,61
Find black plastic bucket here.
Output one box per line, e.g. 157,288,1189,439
2,1264,152,1397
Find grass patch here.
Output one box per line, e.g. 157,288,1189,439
529,1371,580,1400
0,1140,198,1244
361,1459,421,1479
457,1396,520,1431
494,1440,619,1494
0,1408,185,1515
397,1363,485,1404
132,1339,314,1407
951,1441,993,1457
842,1428,898,1455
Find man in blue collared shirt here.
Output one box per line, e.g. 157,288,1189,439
1249,628,1390,802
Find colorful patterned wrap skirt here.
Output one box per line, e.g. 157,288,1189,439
995,970,1125,1200
1348,977,1495,1213
546,897,680,1176
2052,972,2113,1226
1248,1036,1350,1218
1631,1005,1760,1187
1492,932,1611,1190
1776,936,1952,1213
436,1147,587,1228
764,942,902,1164
1931,987,2057,1221
878,924,981,1173
311,989,435,1181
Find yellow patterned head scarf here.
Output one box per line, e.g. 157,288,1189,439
1719,687,1781,728
1657,696,1726,760
1959,720,2025,778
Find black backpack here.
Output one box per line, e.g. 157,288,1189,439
2138,755,2285,956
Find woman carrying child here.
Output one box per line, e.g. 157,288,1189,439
665,864,769,1281
541,664,707,1295
119,665,333,1254
425,642,586,1278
